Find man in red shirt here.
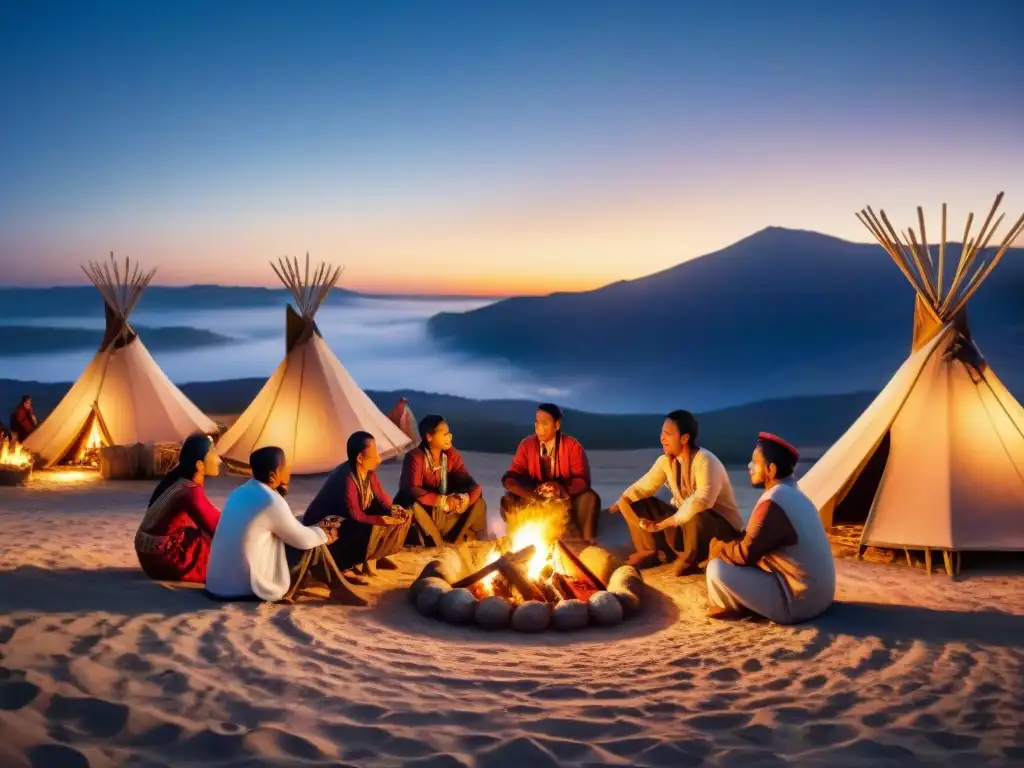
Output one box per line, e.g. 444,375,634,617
501,403,601,543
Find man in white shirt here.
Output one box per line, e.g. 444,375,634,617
205,446,366,605
611,410,744,575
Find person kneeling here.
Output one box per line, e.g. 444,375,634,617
205,446,364,604
303,431,412,582
705,433,835,624
397,415,487,547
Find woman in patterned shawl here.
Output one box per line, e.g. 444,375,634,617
135,434,222,583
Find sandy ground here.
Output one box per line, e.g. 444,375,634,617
1,450,1023,767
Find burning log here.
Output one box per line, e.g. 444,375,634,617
498,558,547,603
452,544,536,589
555,539,607,591
550,572,575,601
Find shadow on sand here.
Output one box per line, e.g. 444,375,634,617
0,566,213,617
811,600,1024,648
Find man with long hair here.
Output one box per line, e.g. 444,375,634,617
500,403,601,544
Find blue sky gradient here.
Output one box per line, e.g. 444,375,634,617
1,0,1021,293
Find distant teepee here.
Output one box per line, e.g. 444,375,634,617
215,254,415,474
24,254,218,467
387,397,418,443
799,192,1024,576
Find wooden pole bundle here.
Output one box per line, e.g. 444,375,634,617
270,252,344,320
80,252,156,323
855,192,1022,327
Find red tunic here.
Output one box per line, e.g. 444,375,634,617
135,481,221,583
398,447,483,508
501,433,592,497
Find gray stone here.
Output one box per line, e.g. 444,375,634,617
608,565,645,616
578,546,622,586
511,601,551,633
415,578,452,617
475,596,513,630
588,590,624,626
439,588,479,624
416,548,463,583
551,599,589,631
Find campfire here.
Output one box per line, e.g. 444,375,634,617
409,501,646,633
459,502,607,604
70,417,105,468
0,438,33,486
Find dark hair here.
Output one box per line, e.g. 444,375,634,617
537,403,563,423
148,433,213,505
20,395,30,404
758,440,797,479
418,414,446,443
665,410,699,448
250,445,286,484
346,431,375,467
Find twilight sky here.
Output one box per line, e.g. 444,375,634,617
1,1,1022,296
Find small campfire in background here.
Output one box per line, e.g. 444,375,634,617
410,501,645,633
71,417,106,468
0,438,34,486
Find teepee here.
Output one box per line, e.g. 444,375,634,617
215,255,415,474
24,254,218,467
799,192,1024,576
387,397,418,443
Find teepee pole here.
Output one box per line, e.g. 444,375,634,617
915,206,935,294
880,209,939,306
937,203,946,303
945,212,1024,320
858,210,943,325
943,212,976,310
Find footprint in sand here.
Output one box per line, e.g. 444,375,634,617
28,744,90,768
46,694,130,739
0,680,39,710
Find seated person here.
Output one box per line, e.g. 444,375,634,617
396,414,487,546
9,395,37,442
205,446,363,604
611,410,744,574
303,431,412,580
135,434,222,583
705,433,835,624
500,403,601,543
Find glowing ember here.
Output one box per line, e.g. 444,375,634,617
0,438,32,468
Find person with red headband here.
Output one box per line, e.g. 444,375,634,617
705,432,835,623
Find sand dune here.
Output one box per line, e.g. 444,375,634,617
1,452,1023,766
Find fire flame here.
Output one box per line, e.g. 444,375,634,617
0,438,32,468
476,499,570,595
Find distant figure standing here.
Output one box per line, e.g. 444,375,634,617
705,433,835,623
9,395,37,442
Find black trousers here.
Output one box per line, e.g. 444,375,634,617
626,497,741,569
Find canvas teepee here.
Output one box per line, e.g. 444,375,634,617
24,254,218,467
215,255,415,475
387,397,418,443
799,192,1024,576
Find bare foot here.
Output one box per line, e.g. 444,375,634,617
375,556,398,570
707,604,750,620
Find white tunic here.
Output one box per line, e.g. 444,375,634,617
205,479,328,602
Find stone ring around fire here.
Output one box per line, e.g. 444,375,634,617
408,542,645,633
